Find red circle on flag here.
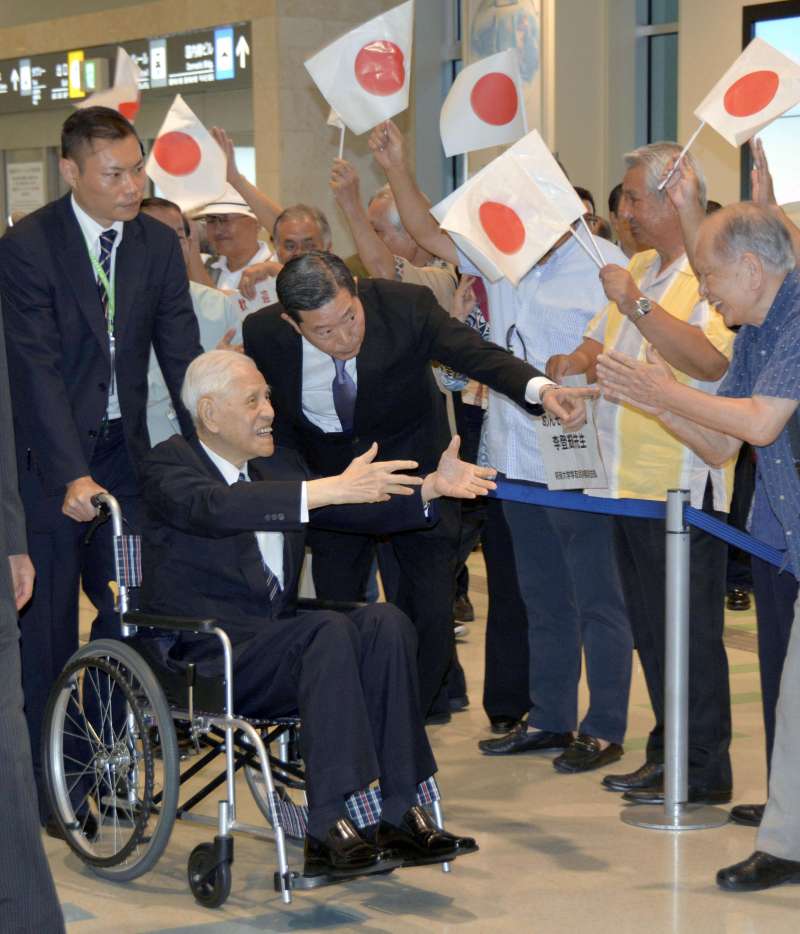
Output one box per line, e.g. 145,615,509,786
470,73,519,126
152,131,202,176
354,40,405,96
723,69,780,117
479,201,525,254
118,100,140,122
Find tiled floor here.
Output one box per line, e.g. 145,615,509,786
48,556,799,933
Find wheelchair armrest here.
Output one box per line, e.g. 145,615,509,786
296,597,367,613
123,610,218,634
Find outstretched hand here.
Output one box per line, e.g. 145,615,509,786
423,435,497,501
211,127,240,186
596,345,672,415
336,442,422,503
750,137,776,206
661,153,703,213
368,120,406,173
540,385,599,431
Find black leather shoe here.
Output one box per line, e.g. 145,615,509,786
453,594,475,622
449,694,470,713
717,851,800,891
45,811,99,841
478,723,573,756
602,761,664,792
304,818,392,878
623,786,732,806
553,735,624,774
489,715,521,735
730,803,765,827
425,709,451,726
376,805,478,867
726,587,751,611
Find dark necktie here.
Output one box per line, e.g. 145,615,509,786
238,472,282,603
331,357,357,433
97,228,117,318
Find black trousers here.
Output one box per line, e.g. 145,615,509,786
752,556,799,775
613,499,732,789
481,496,530,721
183,604,436,811
308,498,464,717
0,567,64,931
18,421,140,821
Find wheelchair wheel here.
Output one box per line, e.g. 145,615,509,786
188,842,232,908
42,639,180,882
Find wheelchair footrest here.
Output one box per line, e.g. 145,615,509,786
274,859,399,892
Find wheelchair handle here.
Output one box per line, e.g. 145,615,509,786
87,492,124,539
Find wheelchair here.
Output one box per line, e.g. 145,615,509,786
41,494,450,908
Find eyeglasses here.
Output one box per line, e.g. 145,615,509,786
505,324,529,362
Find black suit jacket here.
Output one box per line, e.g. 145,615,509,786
139,435,436,645
243,278,544,476
0,194,202,495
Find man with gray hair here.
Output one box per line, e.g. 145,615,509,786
549,141,736,804
596,199,800,891
139,349,489,880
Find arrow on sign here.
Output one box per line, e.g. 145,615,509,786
11,69,19,91
236,35,250,69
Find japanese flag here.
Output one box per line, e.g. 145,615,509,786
509,129,586,227
146,95,227,213
76,47,141,122
694,37,800,146
439,49,526,157
305,1,414,135
440,151,573,286
326,108,345,129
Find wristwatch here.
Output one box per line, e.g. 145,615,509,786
630,296,652,321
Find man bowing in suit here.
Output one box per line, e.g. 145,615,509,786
0,107,202,826
139,349,488,879
243,251,595,718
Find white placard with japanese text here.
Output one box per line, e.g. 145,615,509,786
535,403,607,491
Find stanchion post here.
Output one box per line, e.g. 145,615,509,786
621,490,728,831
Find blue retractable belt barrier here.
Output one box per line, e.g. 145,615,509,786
491,478,786,570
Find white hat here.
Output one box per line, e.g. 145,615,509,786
193,183,257,220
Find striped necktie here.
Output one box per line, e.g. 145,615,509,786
238,472,282,604
97,228,117,317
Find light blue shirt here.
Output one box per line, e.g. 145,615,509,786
459,235,627,482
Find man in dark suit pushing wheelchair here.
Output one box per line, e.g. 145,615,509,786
138,349,486,881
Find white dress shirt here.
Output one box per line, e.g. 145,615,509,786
211,240,278,321
71,194,124,419
300,337,358,433
199,441,309,589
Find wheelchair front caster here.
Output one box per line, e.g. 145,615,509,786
188,837,233,908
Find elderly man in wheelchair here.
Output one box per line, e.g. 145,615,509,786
42,350,486,905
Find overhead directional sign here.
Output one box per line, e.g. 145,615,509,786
0,22,251,115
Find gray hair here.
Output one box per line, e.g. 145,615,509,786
272,204,332,249
181,350,259,425
711,202,795,276
624,141,707,208
368,184,404,231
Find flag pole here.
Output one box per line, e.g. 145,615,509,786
657,122,705,191
570,227,603,270
579,214,605,266
338,125,346,160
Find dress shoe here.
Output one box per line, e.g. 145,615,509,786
602,761,664,792
45,811,99,841
453,622,469,638
425,709,451,726
730,803,765,827
479,723,573,756
449,694,469,713
717,851,800,891
553,735,624,774
453,594,475,623
726,587,751,611
489,715,521,735
623,786,732,806
376,805,478,867
304,817,395,878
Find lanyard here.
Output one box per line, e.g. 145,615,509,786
85,239,116,335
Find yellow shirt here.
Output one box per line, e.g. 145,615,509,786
584,250,735,511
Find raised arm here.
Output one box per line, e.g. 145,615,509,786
329,159,396,278
211,127,284,234
368,121,458,266
599,263,729,382
750,137,800,264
